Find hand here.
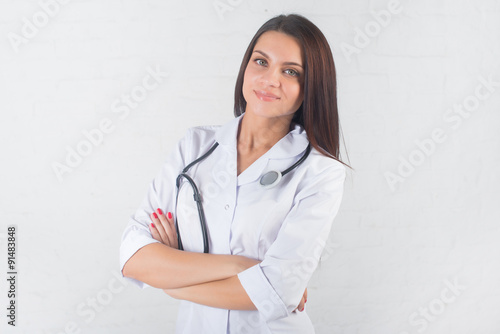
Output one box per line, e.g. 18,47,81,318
293,288,307,312
149,208,179,249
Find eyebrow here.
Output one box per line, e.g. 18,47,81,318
253,50,303,69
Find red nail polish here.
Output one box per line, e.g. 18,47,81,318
153,212,158,219
305,299,307,303
167,212,172,219
157,208,163,215
151,223,155,228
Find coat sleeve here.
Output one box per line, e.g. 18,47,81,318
237,160,346,322
119,128,193,288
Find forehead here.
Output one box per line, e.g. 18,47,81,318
253,31,303,64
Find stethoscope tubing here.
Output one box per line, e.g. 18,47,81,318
175,172,209,253
175,143,219,253
174,141,311,253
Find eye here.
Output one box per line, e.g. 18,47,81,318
284,69,299,77
255,58,267,66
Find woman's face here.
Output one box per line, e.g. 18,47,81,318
242,30,305,121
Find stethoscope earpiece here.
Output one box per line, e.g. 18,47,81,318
259,170,282,189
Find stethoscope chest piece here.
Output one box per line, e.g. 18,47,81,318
259,170,282,189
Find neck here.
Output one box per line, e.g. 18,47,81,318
237,112,293,152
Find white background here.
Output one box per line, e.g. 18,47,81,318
0,0,499,333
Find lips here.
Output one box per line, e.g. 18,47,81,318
254,90,280,102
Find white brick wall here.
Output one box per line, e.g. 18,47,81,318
0,0,499,333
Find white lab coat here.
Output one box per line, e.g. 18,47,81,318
119,113,346,333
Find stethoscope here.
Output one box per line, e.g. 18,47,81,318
174,141,312,253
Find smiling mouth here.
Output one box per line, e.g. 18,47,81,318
254,90,280,102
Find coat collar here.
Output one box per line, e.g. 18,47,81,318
214,113,309,160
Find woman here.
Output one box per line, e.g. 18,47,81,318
120,13,351,333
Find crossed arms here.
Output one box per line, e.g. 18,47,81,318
121,208,307,312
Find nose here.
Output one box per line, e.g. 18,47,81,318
260,67,280,87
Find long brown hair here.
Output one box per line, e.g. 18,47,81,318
234,14,351,170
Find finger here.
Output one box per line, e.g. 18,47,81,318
294,298,304,312
149,222,162,242
298,296,305,312
156,209,176,247
150,212,168,244
304,287,308,304
165,211,179,249
293,295,305,312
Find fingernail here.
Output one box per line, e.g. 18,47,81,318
151,223,155,228
305,299,307,303
153,212,158,219
301,307,304,312
167,212,172,219
157,208,163,215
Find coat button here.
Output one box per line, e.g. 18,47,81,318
224,204,230,210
